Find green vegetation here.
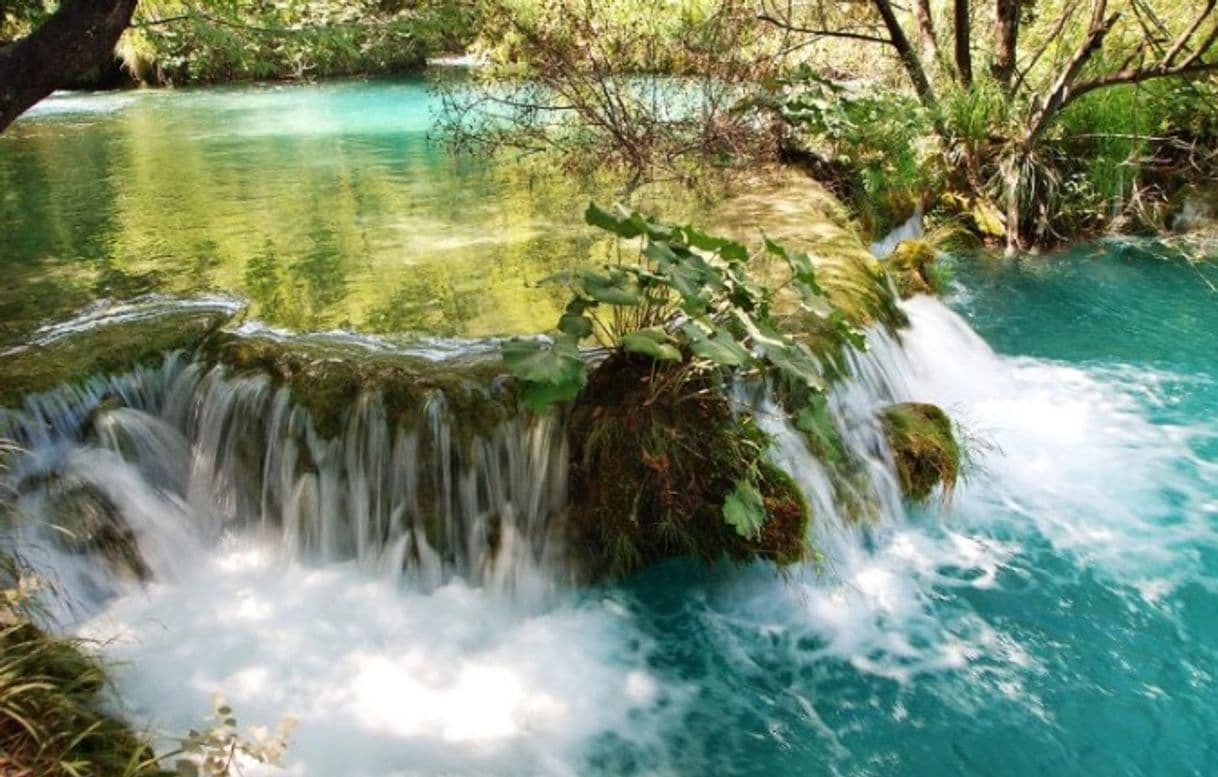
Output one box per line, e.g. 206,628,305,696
122,1,477,84
880,402,961,503
0,620,166,777
439,0,1218,249
503,205,881,576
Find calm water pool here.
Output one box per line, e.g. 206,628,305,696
0,78,618,346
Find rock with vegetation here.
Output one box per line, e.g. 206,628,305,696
503,204,887,579
886,238,942,298
566,353,809,580
880,402,961,503
0,303,236,410
46,480,150,583
210,333,515,440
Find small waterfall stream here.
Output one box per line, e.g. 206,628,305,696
0,290,982,620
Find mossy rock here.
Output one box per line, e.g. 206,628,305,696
886,239,941,299
207,334,516,439
46,481,151,583
0,305,236,410
880,402,960,502
710,168,906,331
566,352,810,581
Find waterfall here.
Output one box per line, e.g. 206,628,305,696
2,349,569,612
0,297,983,621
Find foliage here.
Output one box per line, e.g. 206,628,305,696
169,696,295,777
120,0,477,83
0,620,169,777
750,66,933,235
436,0,780,190
503,205,868,570
502,202,864,416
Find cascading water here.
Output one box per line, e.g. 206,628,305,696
2,350,570,608
3,250,1217,775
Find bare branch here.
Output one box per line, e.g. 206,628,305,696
756,13,893,46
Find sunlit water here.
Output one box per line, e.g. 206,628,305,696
0,78,650,347
3,83,1218,776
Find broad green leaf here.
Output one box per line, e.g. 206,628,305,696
581,271,641,305
680,321,751,367
558,313,594,339
681,226,748,262
796,399,843,462
501,337,587,411
723,479,766,538
620,328,682,362
520,379,583,412
585,202,643,238
765,342,825,392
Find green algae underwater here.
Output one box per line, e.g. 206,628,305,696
2,79,1218,776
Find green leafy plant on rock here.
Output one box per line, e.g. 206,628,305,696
502,204,868,578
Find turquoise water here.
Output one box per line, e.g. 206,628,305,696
600,245,1218,775
4,81,1218,775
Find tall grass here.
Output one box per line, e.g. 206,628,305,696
1,439,166,777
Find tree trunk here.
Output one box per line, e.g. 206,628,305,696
871,0,938,107
954,0,972,86
0,0,138,133
993,0,1021,90
912,0,941,64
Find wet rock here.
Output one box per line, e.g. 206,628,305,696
886,239,942,299
47,481,150,582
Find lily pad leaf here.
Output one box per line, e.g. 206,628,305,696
621,328,682,362
724,479,766,538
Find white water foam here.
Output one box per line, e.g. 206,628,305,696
78,540,676,777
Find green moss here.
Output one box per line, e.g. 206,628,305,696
886,239,943,299
0,308,235,409
566,353,810,581
0,620,168,777
880,402,961,502
208,334,515,440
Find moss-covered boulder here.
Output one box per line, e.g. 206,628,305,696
880,402,961,502
886,239,942,299
0,304,236,409
566,353,810,581
46,481,150,583
208,334,516,439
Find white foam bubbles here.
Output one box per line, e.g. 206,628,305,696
78,540,679,777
